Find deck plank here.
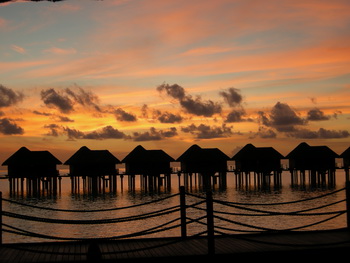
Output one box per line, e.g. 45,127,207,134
1,229,350,263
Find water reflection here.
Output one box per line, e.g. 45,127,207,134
0,170,348,244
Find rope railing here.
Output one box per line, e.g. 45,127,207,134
1,195,183,242
2,193,179,213
212,192,346,234
2,205,181,224
1,183,350,257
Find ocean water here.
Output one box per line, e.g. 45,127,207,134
0,170,348,244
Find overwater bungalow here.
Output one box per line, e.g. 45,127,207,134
176,144,230,189
340,147,350,181
121,145,175,191
2,147,62,195
64,146,120,194
285,142,339,187
231,144,284,189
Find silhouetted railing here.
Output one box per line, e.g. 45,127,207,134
0,183,349,255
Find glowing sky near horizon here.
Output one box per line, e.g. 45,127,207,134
0,0,349,162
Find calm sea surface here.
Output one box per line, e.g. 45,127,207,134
0,170,348,244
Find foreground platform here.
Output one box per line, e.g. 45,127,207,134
1,229,350,262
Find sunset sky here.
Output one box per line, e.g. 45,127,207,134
0,0,349,164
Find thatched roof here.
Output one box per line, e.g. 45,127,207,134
340,147,350,159
232,143,284,160
176,144,230,162
2,147,62,166
122,145,174,163
64,146,120,165
285,142,339,159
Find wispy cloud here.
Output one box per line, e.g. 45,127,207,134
43,47,77,55
11,44,26,54
0,17,7,27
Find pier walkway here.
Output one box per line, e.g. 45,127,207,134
1,229,350,262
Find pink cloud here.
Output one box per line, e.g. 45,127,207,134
43,47,77,55
0,17,7,27
0,60,51,73
11,45,26,54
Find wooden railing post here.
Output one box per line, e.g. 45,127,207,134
0,191,2,245
346,181,350,230
206,189,215,255
179,186,187,238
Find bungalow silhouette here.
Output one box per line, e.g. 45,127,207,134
122,145,174,175
285,142,339,187
3,146,61,177
176,144,230,189
232,143,283,173
121,145,175,191
64,146,120,177
286,142,338,171
2,146,62,195
340,147,350,181
64,146,120,194
231,143,284,188
177,144,229,173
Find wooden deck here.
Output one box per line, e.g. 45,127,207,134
1,229,350,262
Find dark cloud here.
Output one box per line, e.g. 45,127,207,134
219,87,243,107
224,109,250,123
141,104,149,118
219,87,252,123
258,102,306,132
157,83,186,100
252,127,277,139
140,104,183,123
333,110,342,119
44,124,60,137
153,110,183,123
318,128,349,138
61,127,84,140
33,110,74,122
56,116,74,122
0,84,24,108
181,123,233,139
180,97,222,117
40,87,102,114
306,108,330,121
33,110,52,116
157,83,222,117
65,86,101,112
287,128,349,139
256,102,350,140
114,108,137,122
62,125,128,140
132,127,177,141
45,123,178,142
83,126,127,140
0,118,24,135
41,88,74,114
